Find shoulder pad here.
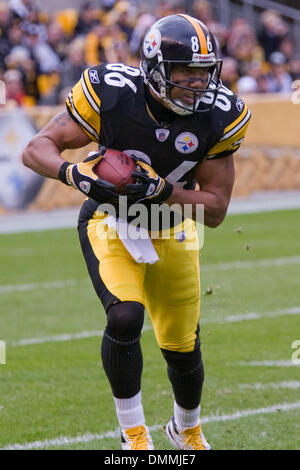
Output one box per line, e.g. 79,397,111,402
85,63,141,112
204,85,251,159
66,65,103,142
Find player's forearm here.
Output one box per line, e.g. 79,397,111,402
22,135,65,180
166,185,228,228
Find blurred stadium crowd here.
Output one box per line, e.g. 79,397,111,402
0,0,299,107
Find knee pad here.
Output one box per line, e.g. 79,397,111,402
161,323,202,374
161,346,203,375
106,301,144,342
161,346,204,409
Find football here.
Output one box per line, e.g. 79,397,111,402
93,149,136,193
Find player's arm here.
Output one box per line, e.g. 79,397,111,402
22,111,120,203
166,154,235,228
22,64,121,203
22,111,91,179
127,97,249,226
127,154,234,228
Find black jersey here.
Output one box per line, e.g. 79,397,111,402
67,63,251,228
67,63,250,185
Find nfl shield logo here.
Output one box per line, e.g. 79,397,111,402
155,129,170,142
79,181,91,194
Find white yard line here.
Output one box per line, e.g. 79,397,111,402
8,307,300,347
1,255,300,295
3,431,121,451
239,381,300,390
202,256,300,272
0,424,161,451
200,401,300,424
2,401,300,450
10,330,104,347
238,360,300,367
10,325,154,347
212,306,300,324
0,279,86,294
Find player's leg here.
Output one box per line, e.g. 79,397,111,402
161,334,210,450
101,301,154,449
78,202,153,449
145,221,210,450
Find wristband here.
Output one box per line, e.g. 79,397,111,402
58,161,72,186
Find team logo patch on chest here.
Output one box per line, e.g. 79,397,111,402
175,132,199,154
155,129,170,142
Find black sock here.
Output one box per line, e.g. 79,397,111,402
101,330,143,398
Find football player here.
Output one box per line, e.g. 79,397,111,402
22,14,251,450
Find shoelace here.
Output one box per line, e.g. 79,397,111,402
183,424,207,450
126,426,149,450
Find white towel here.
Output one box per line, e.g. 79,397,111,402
103,216,159,264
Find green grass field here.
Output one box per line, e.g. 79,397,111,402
0,209,300,450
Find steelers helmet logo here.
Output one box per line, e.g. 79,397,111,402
175,132,199,154
143,29,161,58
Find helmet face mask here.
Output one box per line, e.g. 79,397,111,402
140,14,223,115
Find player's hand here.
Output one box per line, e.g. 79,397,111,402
126,161,173,203
59,147,119,204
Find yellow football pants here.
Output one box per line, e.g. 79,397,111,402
81,209,201,353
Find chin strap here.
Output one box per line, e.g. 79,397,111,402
148,83,194,116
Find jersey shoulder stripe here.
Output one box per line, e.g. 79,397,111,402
66,69,101,142
223,103,248,136
82,69,101,111
67,90,99,142
204,98,251,159
204,116,251,159
220,104,251,141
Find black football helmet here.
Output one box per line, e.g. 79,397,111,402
140,14,223,115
